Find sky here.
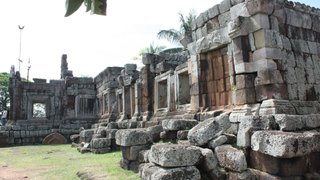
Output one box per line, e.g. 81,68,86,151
0,0,319,81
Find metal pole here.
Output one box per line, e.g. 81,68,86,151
18,25,24,72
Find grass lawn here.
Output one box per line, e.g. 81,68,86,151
0,144,140,180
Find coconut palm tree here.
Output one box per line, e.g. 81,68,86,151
157,10,197,47
139,43,167,56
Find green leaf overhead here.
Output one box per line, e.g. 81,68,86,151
65,0,84,17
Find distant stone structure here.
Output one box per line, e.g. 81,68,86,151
1,0,320,179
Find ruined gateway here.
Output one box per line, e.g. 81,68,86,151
1,0,320,179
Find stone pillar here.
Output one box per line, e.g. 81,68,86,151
119,86,131,120
189,55,201,111
132,81,142,121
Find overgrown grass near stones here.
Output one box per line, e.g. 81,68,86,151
0,144,139,180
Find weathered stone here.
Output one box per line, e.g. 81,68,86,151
42,132,67,145
259,99,296,115
274,114,305,131
207,5,220,19
90,138,111,149
176,130,189,140
219,0,231,14
162,119,198,131
188,113,231,146
70,134,80,143
115,129,152,147
122,144,151,161
248,169,281,180
79,129,95,143
230,2,250,20
215,145,247,172
199,148,218,172
290,101,320,115
250,150,309,176
91,147,111,154
140,163,201,180
251,131,319,158
305,114,320,129
146,125,163,142
138,150,149,163
245,0,274,15
228,170,256,180
106,122,118,129
149,144,202,167
207,135,228,149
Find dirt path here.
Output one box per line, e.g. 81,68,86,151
0,165,31,180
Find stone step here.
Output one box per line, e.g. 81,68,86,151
251,130,320,158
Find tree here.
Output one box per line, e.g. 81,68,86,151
139,43,166,56
157,10,197,47
65,0,107,17
0,73,10,112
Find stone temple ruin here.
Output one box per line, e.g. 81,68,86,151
1,0,320,179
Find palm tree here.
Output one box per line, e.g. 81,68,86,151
157,10,197,47
139,43,167,56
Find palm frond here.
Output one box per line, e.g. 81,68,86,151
157,29,182,43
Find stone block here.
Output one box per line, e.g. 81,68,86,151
207,135,228,149
207,4,220,19
290,101,320,115
255,69,284,86
106,122,118,129
236,74,255,89
149,144,202,167
245,0,274,15
252,47,283,61
215,145,247,172
218,11,231,27
254,29,283,49
160,131,177,141
188,113,231,146
91,147,111,154
274,114,305,131
250,150,279,175
140,163,201,180
219,0,231,14
248,169,281,180
105,129,117,139
259,99,296,115
230,2,250,20
90,138,111,149
233,87,256,105
120,158,139,172
231,0,244,6
124,64,137,72
251,131,319,158
177,130,189,140
13,131,21,138
115,129,152,147
305,114,320,129
255,83,288,102
138,150,149,163
162,119,198,131
199,148,218,172
228,170,256,180
79,129,95,143
250,150,308,176
146,125,163,142
122,144,151,161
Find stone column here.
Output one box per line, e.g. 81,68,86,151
132,80,142,121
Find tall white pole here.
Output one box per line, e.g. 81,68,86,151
18,25,24,72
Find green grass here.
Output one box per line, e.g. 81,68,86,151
0,144,140,180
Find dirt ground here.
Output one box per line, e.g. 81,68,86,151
0,165,32,180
